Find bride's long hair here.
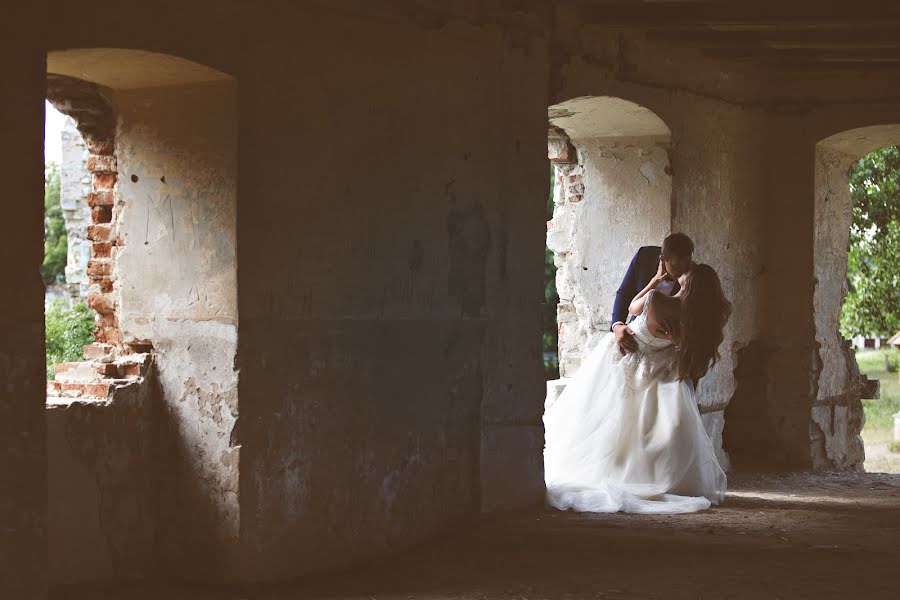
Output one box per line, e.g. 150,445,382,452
677,264,732,383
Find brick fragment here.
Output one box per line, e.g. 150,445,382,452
92,206,113,223
92,172,117,190
86,139,114,156
86,155,117,173
88,190,114,207
87,260,112,277
83,343,114,360
92,241,113,259
87,292,115,314
87,224,112,242
94,363,122,378
83,382,112,398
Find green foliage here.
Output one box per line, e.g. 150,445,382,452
42,163,67,286
544,164,560,380
856,350,900,433
889,441,900,454
841,147,900,339
45,301,94,379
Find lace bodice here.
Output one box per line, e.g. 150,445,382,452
628,290,673,352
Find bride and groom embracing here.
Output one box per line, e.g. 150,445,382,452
544,233,733,514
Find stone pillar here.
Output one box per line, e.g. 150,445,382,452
0,32,48,600
60,118,92,301
811,145,866,470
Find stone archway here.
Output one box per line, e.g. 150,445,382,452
546,96,673,379
811,124,900,470
43,48,239,584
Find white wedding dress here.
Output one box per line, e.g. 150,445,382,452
544,291,726,514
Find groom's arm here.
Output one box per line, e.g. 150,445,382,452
611,251,641,330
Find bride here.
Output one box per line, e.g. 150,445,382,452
544,261,732,514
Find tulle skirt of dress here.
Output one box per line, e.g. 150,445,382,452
544,334,726,514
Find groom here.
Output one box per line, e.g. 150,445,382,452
611,233,694,355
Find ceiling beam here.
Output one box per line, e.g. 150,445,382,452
571,0,900,28
648,27,900,49
703,47,900,61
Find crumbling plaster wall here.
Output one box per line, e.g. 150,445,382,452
112,80,239,578
0,30,46,600
548,136,672,376
809,123,900,470
549,32,768,470
812,144,864,470
11,2,900,594
764,98,900,469
46,370,159,584
236,8,548,580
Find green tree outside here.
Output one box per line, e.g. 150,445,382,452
42,163,67,286
841,146,900,339
45,301,94,379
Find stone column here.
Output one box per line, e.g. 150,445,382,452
0,31,48,600
60,118,92,301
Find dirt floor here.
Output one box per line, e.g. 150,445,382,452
55,472,900,600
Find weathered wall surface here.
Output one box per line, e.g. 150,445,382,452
46,371,158,584
668,96,768,471
762,102,900,470
548,137,672,376
112,81,239,579
812,145,864,469
237,8,548,579
60,118,92,300
548,27,769,470
0,29,47,600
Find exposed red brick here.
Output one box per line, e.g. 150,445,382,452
92,241,113,259
86,139,114,156
123,363,143,378
53,362,81,375
92,205,113,223
127,341,154,354
102,328,123,346
60,382,85,396
96,313,117,328
86,155,117,173
88,190,114,207
92,172,117,190
87,293,115,314
83,382,112,399
46,381,62,395
87,259,112,277
87,223,112,242
83,343,113,360
95,363,121,378
98,279,114,293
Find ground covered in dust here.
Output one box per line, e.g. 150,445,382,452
56,472,900,599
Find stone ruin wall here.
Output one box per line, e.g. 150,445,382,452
59,118,92,301
811,144,868,470
547,135,672,379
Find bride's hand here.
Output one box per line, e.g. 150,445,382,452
653,257,669,285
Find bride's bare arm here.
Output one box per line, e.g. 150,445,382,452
628,257,667,315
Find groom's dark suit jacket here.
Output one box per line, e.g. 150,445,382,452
611,245,680,330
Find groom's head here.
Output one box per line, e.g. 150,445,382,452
661,233,694,279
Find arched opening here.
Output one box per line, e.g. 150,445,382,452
42,48,239,584
813,125,900,473
544,95,674,456
545,96,672,379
